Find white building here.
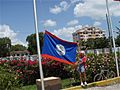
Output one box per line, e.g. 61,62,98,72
72,26,105,42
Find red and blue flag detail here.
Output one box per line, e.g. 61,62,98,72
41,31,77,65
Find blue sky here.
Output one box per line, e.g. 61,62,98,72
0,0,120,46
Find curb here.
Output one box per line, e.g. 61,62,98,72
62,77,120,90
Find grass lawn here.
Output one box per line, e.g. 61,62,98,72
20,85,37,90
61,78,71,88
21,78,71,90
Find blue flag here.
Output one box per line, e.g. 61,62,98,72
42,31,77,65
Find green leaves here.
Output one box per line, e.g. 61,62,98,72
11,44,26,51
26,32,44,55
116,34,120,47
0,37,11,57
0,66,22,90
80,38,109,50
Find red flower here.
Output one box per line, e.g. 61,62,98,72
17,64,21,66
28,60,36,66
16,69,20,73
12,60,17,63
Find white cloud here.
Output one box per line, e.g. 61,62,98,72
74,0,120,20
50,1,69,14
53,25,82,41
93,21,101,26
0,24,17,40
0,24,27,46
12,39,27,47
43,19,56,27
67,19,79,26
71,0,83,4
60,1,69,11
50,5,62,14
50,0,84,14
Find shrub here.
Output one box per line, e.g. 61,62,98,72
9,59,39,85
64,53,117,83
42,59,70,79
0,66,22,90
0,53,119,87
0,59,39,86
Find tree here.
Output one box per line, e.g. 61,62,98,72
79,40,87,50
115,22,120,47
94,38,109,49
26,32,44,55
85,38,109,49
116,34,120,47
11,44,26,51
86,38,95,49
0,37,11,57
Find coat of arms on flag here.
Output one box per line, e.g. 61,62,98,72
42,31,77,65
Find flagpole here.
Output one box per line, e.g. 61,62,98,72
105,0,119,77
33,0,45,90
106,14,112,53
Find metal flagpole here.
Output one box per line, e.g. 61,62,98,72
106,14,112,53
33,0,45,90
105,0,119,76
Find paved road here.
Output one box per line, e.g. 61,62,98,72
82,83,120,90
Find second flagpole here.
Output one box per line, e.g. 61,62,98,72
105,0,119,77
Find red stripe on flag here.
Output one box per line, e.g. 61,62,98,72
41,54,75,65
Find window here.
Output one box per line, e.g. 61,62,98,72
96,35,99,36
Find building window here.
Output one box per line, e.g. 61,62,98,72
96,35,99,36
88,35,92,37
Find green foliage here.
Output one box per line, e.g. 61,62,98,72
0,59,39,86
11,44,26,51
0,66,22,90
79,38,109,50
115,22,120,47
10,60,39,85
20,85,36,90
0,53,119,89
42,60,70,79
116,34,120,47
61,78,72,88
26,32,44,54
64,53,117,84
0,37,11,57
94,38,109,49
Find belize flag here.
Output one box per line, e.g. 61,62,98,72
42,31,77,65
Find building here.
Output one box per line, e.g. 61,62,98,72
10,50,30,56
72,26,105,42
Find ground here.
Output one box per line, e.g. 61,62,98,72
81,83,120,90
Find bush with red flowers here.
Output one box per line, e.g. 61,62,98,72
42,59,71,79
0,57,70,86
11,59,39,85
0,59,39,86
0,53,120,88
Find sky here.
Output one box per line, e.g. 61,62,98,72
0,0,120,46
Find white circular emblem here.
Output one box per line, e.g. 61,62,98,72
56,44,65,56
